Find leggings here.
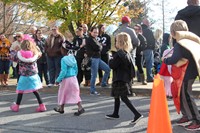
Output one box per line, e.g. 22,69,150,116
16,91,43,105
113,96,141,117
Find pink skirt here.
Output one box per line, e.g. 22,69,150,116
57,76,81,105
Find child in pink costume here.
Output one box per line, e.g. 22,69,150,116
10,38,46,112
53,42,85,116
160,48,173,98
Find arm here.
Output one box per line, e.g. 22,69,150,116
109,53,121,69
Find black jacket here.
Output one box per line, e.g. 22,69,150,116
141,24,155,50
175,5,200,37
35,37,47,64
72,36,86,59
164,43,198,81
109,50,135,83
136,33,147,55
86,36,102,58
97,33,111,55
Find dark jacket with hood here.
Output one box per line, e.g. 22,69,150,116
86,35,102,58
175,5,200,37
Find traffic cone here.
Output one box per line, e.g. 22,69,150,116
147,74,172,133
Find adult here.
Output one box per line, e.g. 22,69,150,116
141,18,156,82
133,24,147,85
30,26,37,40
72,27,90,86
46,26,65,86
86,26,111,95
10,32,24,82
114,16,139,63
82,24,89,37
35,29,50,86
175,0,200,37
0,34,11,86
96,24,111,85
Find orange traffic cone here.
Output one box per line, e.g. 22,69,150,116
147,74,172,133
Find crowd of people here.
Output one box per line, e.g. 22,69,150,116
1,0,200,131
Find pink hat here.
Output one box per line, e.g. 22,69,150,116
121,16,131,24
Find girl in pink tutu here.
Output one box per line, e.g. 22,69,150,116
54,41,85,116
10,38,46,112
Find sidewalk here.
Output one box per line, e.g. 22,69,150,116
1,78,200,98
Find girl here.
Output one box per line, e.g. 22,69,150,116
53,42,85,116
106,32,143,125
10,37,46,112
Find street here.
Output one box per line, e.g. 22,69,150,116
0,90,200,133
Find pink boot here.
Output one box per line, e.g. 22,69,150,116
36,104,47,112
10,103,19,112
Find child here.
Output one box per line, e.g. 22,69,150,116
53,42,85,116
10,37,46,112
106,32,143,125
162,20,200,130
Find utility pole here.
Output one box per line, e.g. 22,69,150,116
162,0,165,33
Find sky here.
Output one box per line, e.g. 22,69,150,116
149,0,188,32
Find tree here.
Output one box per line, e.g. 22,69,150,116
18,0,145,36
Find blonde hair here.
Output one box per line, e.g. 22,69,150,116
170,20,188,38
116,32,132,52
21,40,39,55
154,28,163,41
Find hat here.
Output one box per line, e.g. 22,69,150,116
62,40,75,50
121,16,131,24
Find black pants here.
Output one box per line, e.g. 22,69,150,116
136,53,144,74
112,96,141,117
38,62,49,85
16,91,43,105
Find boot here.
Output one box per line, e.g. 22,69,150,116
96,78,102,86
0,74,4,86
84,80,90,87
10,103,19,112
36,103,47,112
3,74,9,86
140,74,147,85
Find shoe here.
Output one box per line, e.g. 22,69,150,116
130,115,143,125
90,91,100,96
10,103,19,112
36,104,47,112
101,84,108,87
54,107,64,114
176,117,191,126
74,108,85,116
105,114,119,119
47,84,54,87
185,121,200,131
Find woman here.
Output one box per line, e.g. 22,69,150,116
106,32,143,125
86,26,110,95
0,34,11,86
134,24,147,85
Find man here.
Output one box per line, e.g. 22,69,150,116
114,16,139,64
30,26,37,40
175,0,200,37
141,18,155,82
46,26,65,86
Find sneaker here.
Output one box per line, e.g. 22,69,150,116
47,84,54,87
105,114,119,119
185,122,200,131
130,115,143,125
90,91,100,96
176,117,191,126
74,108,85,116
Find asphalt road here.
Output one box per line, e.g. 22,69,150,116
0,90,200,133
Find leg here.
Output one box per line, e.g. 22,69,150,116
90,58,99,94
74,102,85,116
143,49,154,82
10,93,23,112
33,91,46,112
43,63,50,85
37,63,43,83
106,97,120,119
76,58,84,85
54,56,62,81
47,56,56,84
99,59,110,86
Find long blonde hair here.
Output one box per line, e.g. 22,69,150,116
115,32,132,52
21,40,39,55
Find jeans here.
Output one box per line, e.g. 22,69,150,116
90,58,110,93
143,49,154,81
37,62,50,85
47,56,62,84
0,59,11,74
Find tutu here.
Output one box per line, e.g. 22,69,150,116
58,76,81,105
16,74,42,93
